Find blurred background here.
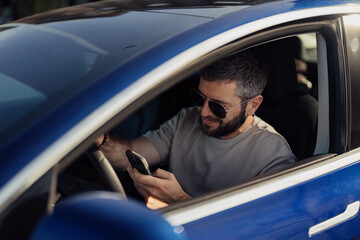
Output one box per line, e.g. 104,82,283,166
0,0,102,24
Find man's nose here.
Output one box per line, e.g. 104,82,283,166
200,99,213,117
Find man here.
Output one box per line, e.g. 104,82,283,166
96,50,296,207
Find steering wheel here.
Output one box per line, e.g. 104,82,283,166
86,145,127,199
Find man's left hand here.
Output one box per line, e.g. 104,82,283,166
128,168,191,204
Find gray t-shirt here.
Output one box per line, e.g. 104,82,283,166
144,107,296,196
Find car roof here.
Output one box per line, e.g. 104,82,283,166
10,2,252,67
14,0,274,24
0,0,359,213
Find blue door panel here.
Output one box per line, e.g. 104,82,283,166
184,156,360,239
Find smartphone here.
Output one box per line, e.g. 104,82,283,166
125,150,151,175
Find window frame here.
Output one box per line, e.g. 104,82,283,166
158,16,348,225
342,14,360,150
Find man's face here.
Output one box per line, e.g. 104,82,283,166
197,77,248,139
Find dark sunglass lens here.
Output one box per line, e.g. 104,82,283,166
191,91,205,107
208,101,226,119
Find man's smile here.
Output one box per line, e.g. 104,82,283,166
201,116,221,127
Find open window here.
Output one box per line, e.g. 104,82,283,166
55,31,326,204
104,32,324,161
59,26,334,205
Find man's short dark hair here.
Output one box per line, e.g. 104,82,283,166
201,50,268,100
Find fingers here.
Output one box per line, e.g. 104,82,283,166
128,168,157,196
128,168,166,200
127,167,190,204
127,167,134,178
95,134,105,146
129,168,163,188
152,168,173,179
128,167,173,183
128,168,152,184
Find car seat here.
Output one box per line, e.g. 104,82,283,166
256,38,318,160
110,98,160,138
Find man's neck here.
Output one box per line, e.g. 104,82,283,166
220,115,254,140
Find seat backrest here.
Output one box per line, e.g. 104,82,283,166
256,38,318,160
111,98,160,138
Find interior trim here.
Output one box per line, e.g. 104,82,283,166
314,33,330,154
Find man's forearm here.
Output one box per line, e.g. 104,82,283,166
96,134,162,170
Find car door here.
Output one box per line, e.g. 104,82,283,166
162,15,360,239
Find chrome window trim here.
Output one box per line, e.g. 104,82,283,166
1,5,360,215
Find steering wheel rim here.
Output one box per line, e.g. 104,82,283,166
87,145,127,199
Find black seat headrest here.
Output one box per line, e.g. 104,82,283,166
257,38,299,106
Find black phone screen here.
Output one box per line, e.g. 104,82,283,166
125,150,151,175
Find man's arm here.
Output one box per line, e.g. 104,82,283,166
96,134,161,171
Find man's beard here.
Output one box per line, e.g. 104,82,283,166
199,107,247,138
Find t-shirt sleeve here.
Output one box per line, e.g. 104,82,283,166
259,154,297,174
257,133,297,174
143,108,189,165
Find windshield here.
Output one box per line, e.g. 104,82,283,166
0,10,214,146
0,24,112,145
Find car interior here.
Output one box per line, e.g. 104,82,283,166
0,32,323,239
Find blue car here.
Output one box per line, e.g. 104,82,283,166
1,0,360,239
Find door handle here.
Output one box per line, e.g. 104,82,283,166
308,201,360,237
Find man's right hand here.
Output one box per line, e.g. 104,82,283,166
93,133,131,170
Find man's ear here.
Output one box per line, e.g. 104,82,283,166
246,95,263,116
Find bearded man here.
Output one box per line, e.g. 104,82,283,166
96,50,296,207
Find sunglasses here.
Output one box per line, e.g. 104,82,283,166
190,89,250,119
